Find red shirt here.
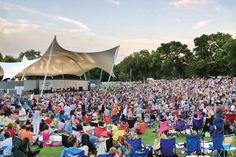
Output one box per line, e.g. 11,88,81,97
5,129,16,137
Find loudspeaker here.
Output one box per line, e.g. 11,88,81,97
79,87,83,91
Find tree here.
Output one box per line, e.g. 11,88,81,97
149,51,162,79
0,53,3,62
18,49,41,60
225,39,236,76
3,55,17,62
157,41,192,79
193,32,233,77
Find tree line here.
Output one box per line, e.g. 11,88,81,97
114,32,236,81
0,32,235,81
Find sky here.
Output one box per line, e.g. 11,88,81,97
0,0,235,63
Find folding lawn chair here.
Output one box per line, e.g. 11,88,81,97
133,148,149,157
192,118,203,134
157,121,170,135
159,138,177,157
126,138,142,156
62,148,85,157
126,138,150,157
186,134,202,155
175,119,188,135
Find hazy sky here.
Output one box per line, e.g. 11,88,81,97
0,0,235,63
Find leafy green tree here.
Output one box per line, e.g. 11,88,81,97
19,49,41,60
0,53,3,61
193,32,233,77
225,39,236,76
157,41,192,79
149,51,162,79
3,55,17,62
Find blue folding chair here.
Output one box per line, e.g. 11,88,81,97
186,134,201,154
192,118,203,133
126,138,142,157
175,119,188,133
160,138,177,157
133,148,149,157
209,134,225,157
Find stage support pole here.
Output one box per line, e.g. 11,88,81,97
40,36,55,97
105,46,119,93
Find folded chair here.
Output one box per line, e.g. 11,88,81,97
159,138,178,157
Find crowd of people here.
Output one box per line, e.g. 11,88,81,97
0,78,235,157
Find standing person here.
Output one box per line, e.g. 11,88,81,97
0,132,13,157
32,107,41,135
211,107,224,134
15,105,27,125
135,105,143,121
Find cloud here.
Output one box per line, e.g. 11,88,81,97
0,2,95,36
0,18,39,34
57,16,95,36
0,1,52,18
107,0,121,6
192,20,210,29
170,0,208,9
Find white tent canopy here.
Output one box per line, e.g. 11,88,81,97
0,36,119,80
0,56,40,80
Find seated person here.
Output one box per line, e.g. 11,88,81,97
21,125,33,145
108,147,119,157
41,125,51,143
60,135,88,157
152,133,167,152
39,119,46,132
84,126,109,151
58,119,66,132
72,123,83,140
94,121,110,138
18,124,26,140
0,132,13,157
4,123,16,137
116,136,131,157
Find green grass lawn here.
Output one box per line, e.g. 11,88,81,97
36,128,236,157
